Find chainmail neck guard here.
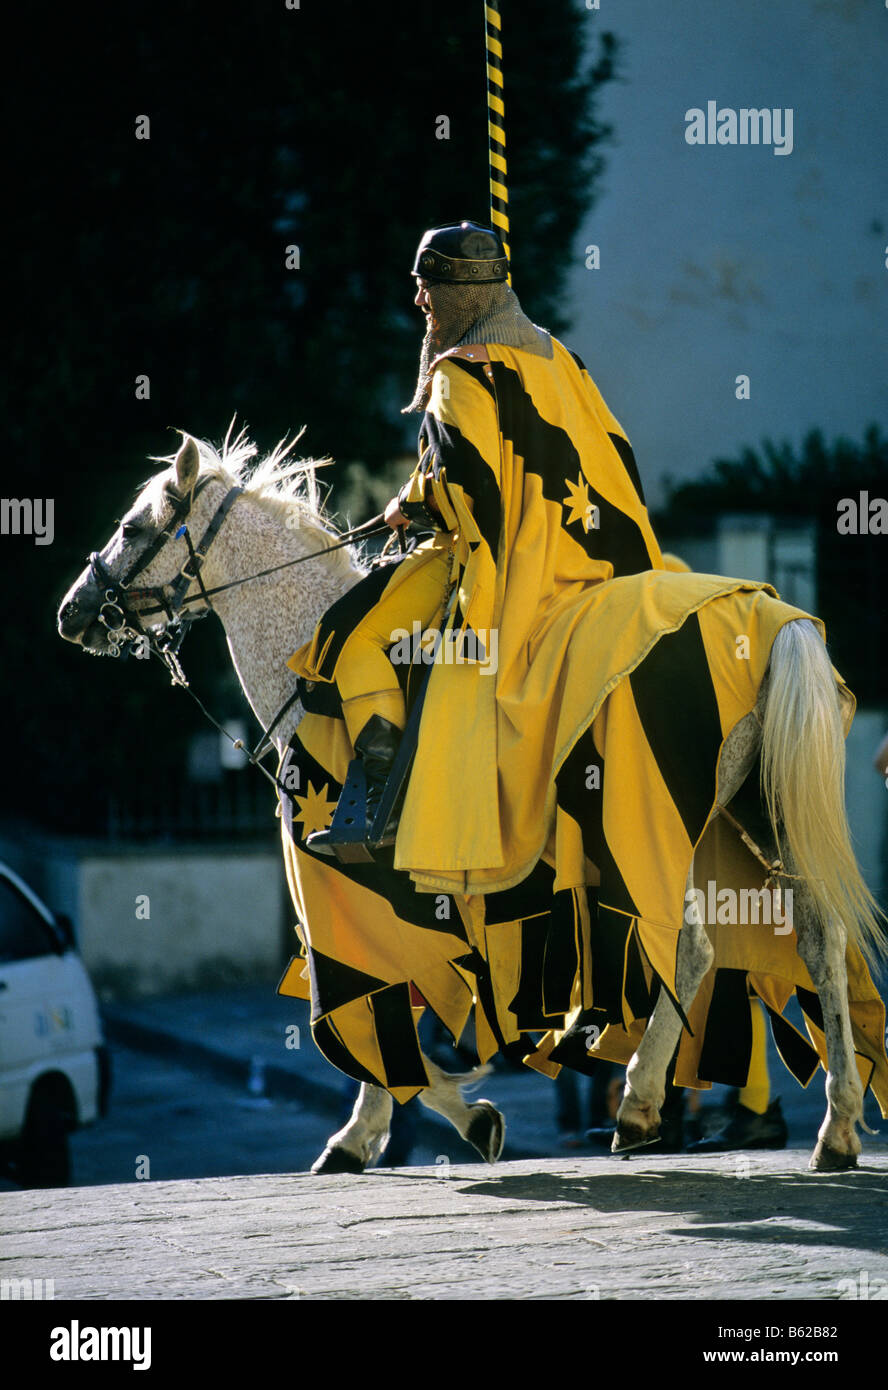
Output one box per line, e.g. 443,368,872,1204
403,282,554,413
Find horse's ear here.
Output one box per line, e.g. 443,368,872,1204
174,435,201,493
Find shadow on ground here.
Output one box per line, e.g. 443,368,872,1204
423,1163,888,1259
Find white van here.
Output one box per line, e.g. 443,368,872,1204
0,862,109,1186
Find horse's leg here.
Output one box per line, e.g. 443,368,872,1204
417,1059,506,1163
311,1056,506,1173
311,1083,393,1174
788,863,865,1171
613,864,714,1151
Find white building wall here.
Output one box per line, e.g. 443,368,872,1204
0,830,287,1000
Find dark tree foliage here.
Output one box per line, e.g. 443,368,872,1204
652,426,888,703
2,0,617,832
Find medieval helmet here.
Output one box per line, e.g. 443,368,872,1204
411,221,509,285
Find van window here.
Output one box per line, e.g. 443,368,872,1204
0,877,57,964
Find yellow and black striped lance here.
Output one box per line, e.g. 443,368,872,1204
485,0,510,282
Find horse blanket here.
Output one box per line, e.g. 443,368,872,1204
279,340,888,1111
278,566,888,1113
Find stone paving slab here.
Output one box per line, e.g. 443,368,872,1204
2,1151,887,1301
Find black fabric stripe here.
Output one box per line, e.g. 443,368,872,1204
556,731,638,921
489,362,654,578
542,890,580,1016
307,947,388,1025
578,884,595,1002
697,968,753,1086
608,432,646,507
629,612,723,847
280,738,467,939
796,987,825,1032
548,1010,610,1078
371,983,429,1091
763,1003,820,1087
568,349,588,373
311,1015,381,1089
508,917,550,1028
588,906,637,1024
296,675,342,719
556,731,648,1021
624,926,656,1021
455,949,534,1063
483,858,556,925
420,401,502,561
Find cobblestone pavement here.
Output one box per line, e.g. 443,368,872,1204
2,1152,887,1301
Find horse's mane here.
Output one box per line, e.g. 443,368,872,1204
143,424,363,580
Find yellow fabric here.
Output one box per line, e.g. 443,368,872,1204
557,808,888,1114
288,533,454,687
401,342,663,643
400,572,794,893
739,998,770,1114
278,749,477,1102
332,549,454,736
340,690,407,742
278,572,888,1112
395,341,667,885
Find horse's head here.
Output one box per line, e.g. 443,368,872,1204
57,434,236,657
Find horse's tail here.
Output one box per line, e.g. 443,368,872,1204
760,617,887,972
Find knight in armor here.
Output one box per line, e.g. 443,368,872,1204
288,220,664,860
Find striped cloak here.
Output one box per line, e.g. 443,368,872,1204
278,340,888,1113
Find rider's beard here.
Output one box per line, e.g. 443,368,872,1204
402,301,447,414
402,283,498,414
401,281,553,413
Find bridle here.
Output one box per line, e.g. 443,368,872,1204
84,471,401,787
88,476,243,661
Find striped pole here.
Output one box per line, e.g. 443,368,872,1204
485,0,511,283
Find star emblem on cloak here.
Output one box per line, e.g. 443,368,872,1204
562,474,598,532
293,780,339,839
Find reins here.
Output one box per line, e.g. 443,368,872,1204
131,508,393,619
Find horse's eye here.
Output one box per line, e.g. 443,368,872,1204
122,521,142,538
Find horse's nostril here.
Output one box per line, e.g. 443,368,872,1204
58,599,85,637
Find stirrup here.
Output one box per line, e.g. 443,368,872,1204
306,758,397,864
306,715,405,863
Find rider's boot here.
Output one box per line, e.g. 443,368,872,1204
306,714,403,856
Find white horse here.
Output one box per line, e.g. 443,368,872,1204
57,431,887,1173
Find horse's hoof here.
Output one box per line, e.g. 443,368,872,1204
612,1122,659,1154
465,1100,505,1163
311,1146,366,1175
809,1140,858,1172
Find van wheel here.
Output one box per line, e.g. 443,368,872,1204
18,1090,72,1188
